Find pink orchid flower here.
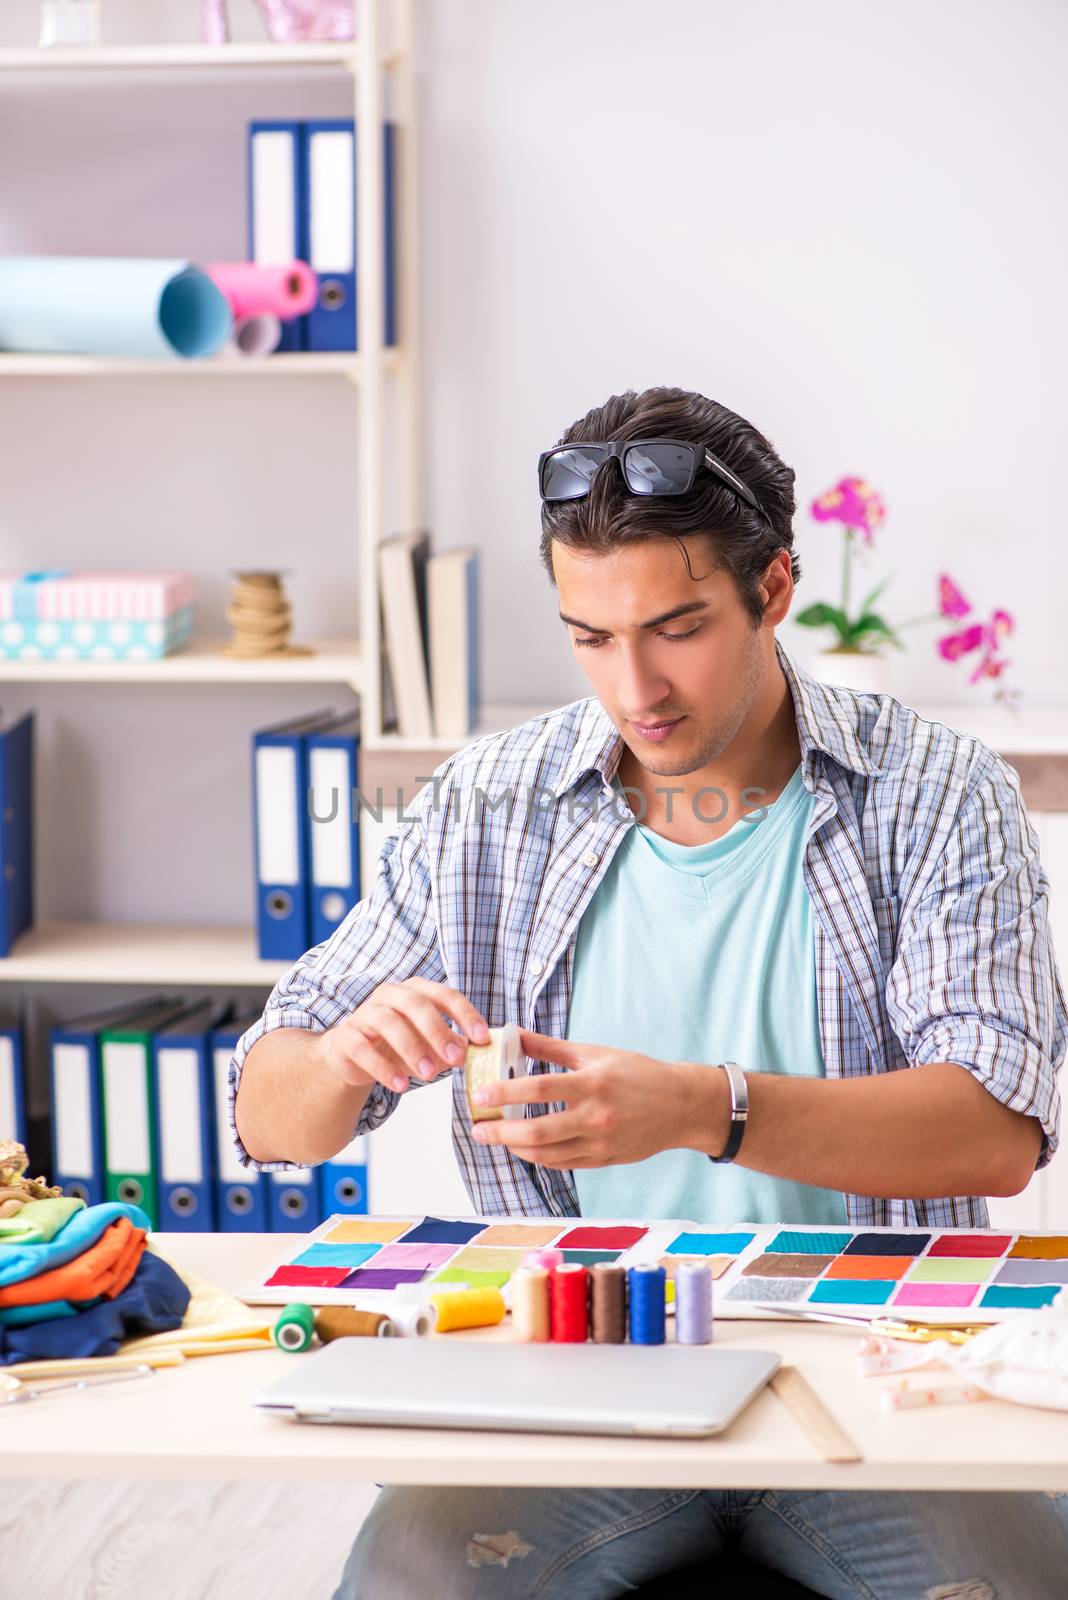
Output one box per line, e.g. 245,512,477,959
810,476,886,546
936,574,1014,682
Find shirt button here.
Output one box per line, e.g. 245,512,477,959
530,957,545,977
581,850,598,868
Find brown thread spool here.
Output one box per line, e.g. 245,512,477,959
315,1307,395,1342
590,1262,627,1343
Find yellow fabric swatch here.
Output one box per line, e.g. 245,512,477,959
323,1219,413,1245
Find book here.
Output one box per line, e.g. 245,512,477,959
377,531,432,738
428,547,480,739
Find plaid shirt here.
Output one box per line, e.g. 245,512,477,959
229,636,1066,1229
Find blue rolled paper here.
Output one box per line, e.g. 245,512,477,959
0,257,233,359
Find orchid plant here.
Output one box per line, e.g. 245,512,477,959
936,575,1019,707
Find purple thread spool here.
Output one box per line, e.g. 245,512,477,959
675,1260,713,1344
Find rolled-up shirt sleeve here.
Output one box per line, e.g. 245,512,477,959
887,752,1067,1173
228,773,449,1172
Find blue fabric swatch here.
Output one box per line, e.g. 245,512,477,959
666,1232,756,1256
293,1243,382,1269
766,1231,854,1256
397,1217,485,1245
809,1279,895,1305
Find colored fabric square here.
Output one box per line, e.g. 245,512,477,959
474,1223,565,1247
906,1258,995,1285
369,1243,458,1270
561,1250,622,1266
265,1265,351,1289
994,1259,1068,1287
292,1243,382,1269
724,1276,813,1303
660,1254,735,1281
843,1232,929,1257
323,1220,411,1245
825,1255,913,1281
666,1231,756,1256
397,1216,486,1246
926,1233,1012,1259
808,1280,895,1306
980,1284,1061,1310
1007,1235,1068,1261
892,1282,981,1308
742,1252,835,1279
338,1267,428,1290
556,1226,648,1250
765,1231,852,1256
448,1247,529,1273
431,1267,511,1289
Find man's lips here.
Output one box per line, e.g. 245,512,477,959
630,715,684,735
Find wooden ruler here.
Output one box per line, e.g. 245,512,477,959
771,1365,862,1463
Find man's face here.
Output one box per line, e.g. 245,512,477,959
552,533,774,778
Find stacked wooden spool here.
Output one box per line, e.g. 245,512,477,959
222,570,312,659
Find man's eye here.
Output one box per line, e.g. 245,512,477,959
575,635,607,649
660,626,702,643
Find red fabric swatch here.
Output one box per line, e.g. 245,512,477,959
265,1264,351,1289
556,1226,647,1250
926,1234,1012,1258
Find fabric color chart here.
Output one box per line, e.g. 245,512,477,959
238,1216,1068,1325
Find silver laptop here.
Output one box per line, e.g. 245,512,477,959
254,1337,781,1438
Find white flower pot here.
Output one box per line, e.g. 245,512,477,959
807,648,893,696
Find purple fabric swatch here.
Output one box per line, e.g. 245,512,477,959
338,1267,429,1290
397,1216,486,1245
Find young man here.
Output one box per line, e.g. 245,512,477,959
232,387,1068,1597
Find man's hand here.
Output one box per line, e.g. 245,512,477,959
318,978,489,1096
469,1030,728,1168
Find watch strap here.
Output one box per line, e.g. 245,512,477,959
708,1059,748,1163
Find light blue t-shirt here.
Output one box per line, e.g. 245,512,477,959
568,763,848,1226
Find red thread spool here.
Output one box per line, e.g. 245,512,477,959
550,1262,589,1342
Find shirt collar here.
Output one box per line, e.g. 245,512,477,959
550,635,884,799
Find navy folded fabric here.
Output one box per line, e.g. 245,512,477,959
0,1249,190,1364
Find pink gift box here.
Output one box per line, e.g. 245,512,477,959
0,570,195,624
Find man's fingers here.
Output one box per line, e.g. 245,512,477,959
338,1025,411,1095
472,1070,576,1110
519,1029,589,1070
473,1108,580,1149
400,977,490,1045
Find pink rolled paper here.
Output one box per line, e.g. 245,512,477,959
204,261,317,322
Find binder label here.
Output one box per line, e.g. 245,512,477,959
53,1042,93,1176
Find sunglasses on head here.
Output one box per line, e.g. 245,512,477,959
538,437,768,521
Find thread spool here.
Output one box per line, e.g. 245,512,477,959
522,1247,564,1272
388,1301,433,1338
674,1260,713,1345
464,1022,526,1123
430,1286,506,1333
628,1264,666,1345
511,1266,550,1342
590,1262,627,1344
315,1307,395,1342
550,1262,589,1342
272,1302,316,1352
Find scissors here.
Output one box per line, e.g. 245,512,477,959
749,1304,987,1344
1,1364,154,1405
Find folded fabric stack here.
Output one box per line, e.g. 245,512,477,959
0,1151,191,1365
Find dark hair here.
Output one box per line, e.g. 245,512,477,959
539,386,800,626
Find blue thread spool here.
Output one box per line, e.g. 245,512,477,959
628,1263,666,1345
675,1261,713,1344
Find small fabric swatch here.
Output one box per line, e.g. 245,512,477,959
808,1279,895,1306
448,1246,530,1273
556,1226,648,1250
906,1258,995,1285
765,1230,852,1256
338,1267,428,1290
742,1252,835,1279
825,1255,913,1281
323,1219,412,1245
1007,1236,1068,1261
892,1282,981,1308
397,1217,487,1246
724,1276,813,1303
926,1233,1012,1259
666,1231,756,1256
980,1284,1061,1310
993,1259,1068,1287
474,1223,565,1247
431,1267,511,1289
561,1250,622,1266
843,1232,930,1257
292,1243,382,1269
367,1243,458,1271
265,1265,351,1289
660,1254,735,1281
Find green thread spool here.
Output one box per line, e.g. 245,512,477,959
273,1302,316,1352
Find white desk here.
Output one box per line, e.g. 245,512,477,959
4,1232,1067,1492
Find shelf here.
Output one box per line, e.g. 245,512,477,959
0,636,363,690
0,921,283,987
0,352,397,379
0,43,387,73
912,703,1068,756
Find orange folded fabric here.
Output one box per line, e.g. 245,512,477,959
0,1217,146,1308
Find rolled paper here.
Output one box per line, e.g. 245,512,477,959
0,257,233,359
464,1022,526,1123
315,1307,394,1342
429,1286,506,1333
220,314,283,359
272,1302,316,1352
204,261,318,321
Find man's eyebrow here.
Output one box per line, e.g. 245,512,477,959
558,600,711,633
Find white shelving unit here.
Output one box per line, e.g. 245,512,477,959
0,1,421,989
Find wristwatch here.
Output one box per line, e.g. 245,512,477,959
707,1060,748,1163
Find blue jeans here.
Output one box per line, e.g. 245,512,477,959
333,1484,1068,1599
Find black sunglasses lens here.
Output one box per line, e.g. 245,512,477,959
542,446,608,500
623,442,697,496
